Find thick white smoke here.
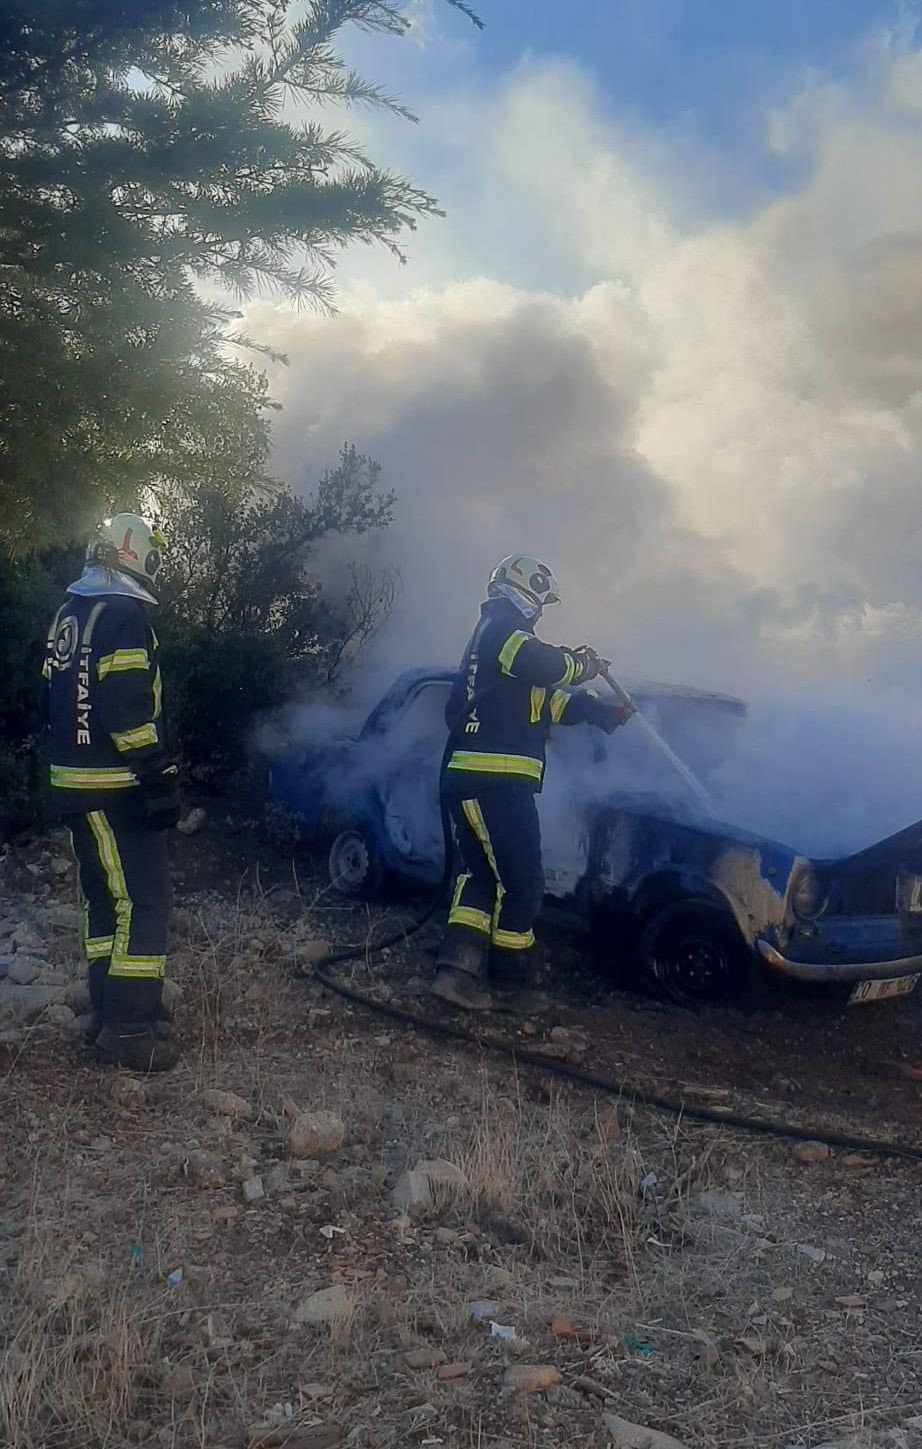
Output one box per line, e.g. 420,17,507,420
248,40,922,858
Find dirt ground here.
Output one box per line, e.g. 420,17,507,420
0,813,920,1449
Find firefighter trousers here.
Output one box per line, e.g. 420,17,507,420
444,785,544,975
69,803,171,1027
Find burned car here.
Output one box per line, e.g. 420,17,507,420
268,668,922,1008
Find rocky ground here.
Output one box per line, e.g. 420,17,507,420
0,814,921,1449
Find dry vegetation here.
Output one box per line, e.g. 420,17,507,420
0,839,921,1449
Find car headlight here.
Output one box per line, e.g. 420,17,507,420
791,865,828,921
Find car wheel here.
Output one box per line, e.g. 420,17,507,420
639,899,750,1009
328,827,383,900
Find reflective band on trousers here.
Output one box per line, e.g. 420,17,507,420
51,765,137,790
447,751,543,782
493,926,535,951
87,810,133,969
498,629,531,677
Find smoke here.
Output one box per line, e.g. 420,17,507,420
247,37,922,858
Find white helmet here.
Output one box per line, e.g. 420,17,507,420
488,555,561,618
87,513,166,594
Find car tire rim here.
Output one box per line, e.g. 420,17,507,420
656,928,733,1005
330,831,371,893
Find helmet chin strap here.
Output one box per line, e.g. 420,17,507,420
487,580,543,621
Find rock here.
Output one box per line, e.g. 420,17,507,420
293,1285,352,1326
242,1176,265,1203
435,1227,459,1245
203,1089,254,1121
63,982,92,1014
415,1157,469,1191
46,1003,75,1027
160,978,184,1013
8,958,42,985
793,1141,830,1165
835,1295,866,1311
0,983,59,1022
772,1286,794,1303
286,1110,346,1160
436,1361,472,1382
184,1150,226,1190
692,1189,743,1220
298,939,334,965
503,1365,561,1393
392,1169,432,1217
0,957,11,980
551,1316,592,1342
177,807,208,836
111,1076,147,1110
736,1336,767,1356
797,1244,827,1265
11,925,42,953
405,1347,447,1369
601,1413,690,1449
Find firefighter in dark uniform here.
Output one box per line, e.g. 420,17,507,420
432,555,635,1011
43,513,181,1071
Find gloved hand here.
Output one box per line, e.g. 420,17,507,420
138,766,181,831
598,699,636,734
572,645,609,683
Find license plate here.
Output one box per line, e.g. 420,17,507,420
849,974,920,1005
896,874,922,912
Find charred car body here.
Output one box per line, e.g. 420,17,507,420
268,668,922,1008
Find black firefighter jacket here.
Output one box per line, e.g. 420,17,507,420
443,598,622,794
43,592,167,814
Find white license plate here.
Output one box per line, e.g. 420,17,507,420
897,874,922,912
849,974,920,1005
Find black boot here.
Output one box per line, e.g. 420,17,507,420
431,934,492,1012
93,1025,179,1073
83,963,172,1047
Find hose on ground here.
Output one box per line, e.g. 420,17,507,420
307,958,922,1163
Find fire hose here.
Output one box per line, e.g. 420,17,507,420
302,669,922,1163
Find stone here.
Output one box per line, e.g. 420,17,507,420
203,1089,254,1121
46,1003,75,1027
793,1141,830,1165
392,1170,432,1217
177,807,208,836
435,1227,459,1245
111,1077,147,1110
64,982,92,1015
293,1284,352,1326
8,958,42,985
405,1347,447,1369
0,984,59,1022
503,1365,561,1393
184,1150,226,1190
834,1295,866,1311
601,1413,690,1449
415,1157,469,1191
242,1176,265,1203
692,1189,744,1220
161,978,184,1012
287,1110,346,1160
551,1316,592,1342
11,925,42,953
797,1244,827,1265
436,1361,472,1382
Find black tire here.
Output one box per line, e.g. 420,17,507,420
639,898,755,1009
327,827,384,900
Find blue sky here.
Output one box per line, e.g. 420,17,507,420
344,0,914,218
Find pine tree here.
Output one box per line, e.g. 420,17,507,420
0,1,482,550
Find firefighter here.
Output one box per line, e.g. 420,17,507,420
432,555,635,1011
43,513,181,1071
